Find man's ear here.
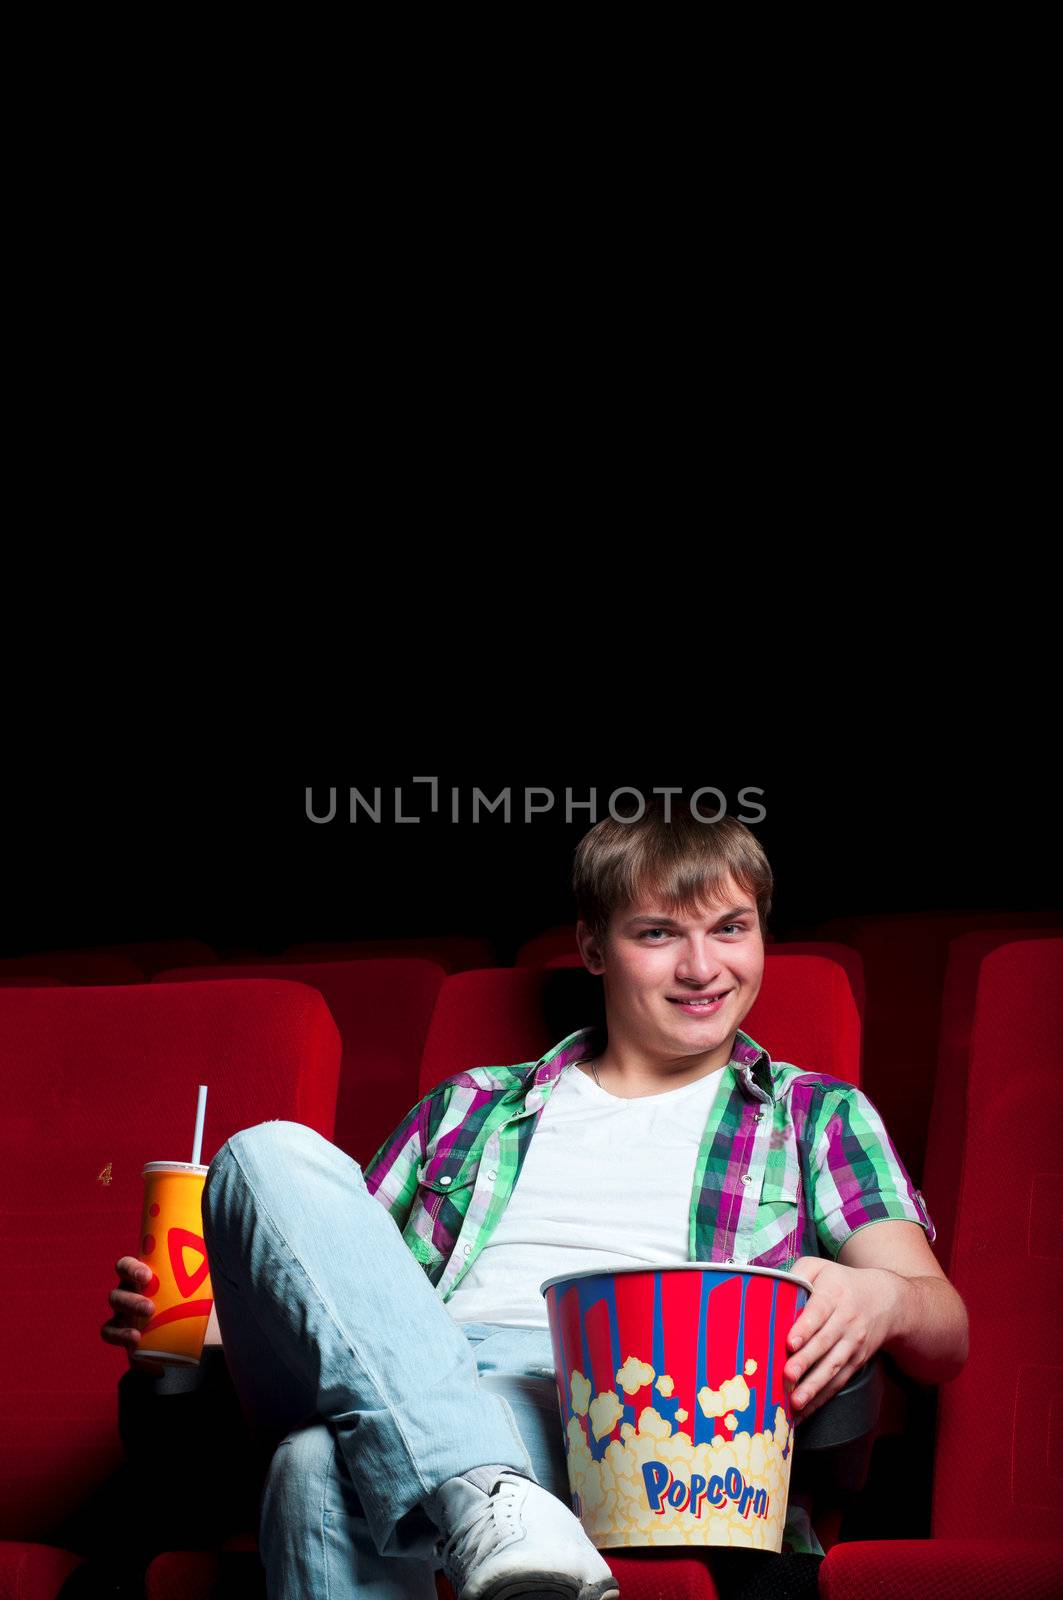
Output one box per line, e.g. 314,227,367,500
576,920,606,974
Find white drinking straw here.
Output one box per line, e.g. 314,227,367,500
191,1084,208,1167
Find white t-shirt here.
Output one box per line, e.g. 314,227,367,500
445,1061,728,1328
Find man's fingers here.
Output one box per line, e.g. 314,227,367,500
108,1288,155,1318
786,1307,843,1386
794,1353,855,1416
101,1319,144,1347
117,1257,151,1285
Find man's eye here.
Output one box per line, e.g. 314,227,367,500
638,929,669,940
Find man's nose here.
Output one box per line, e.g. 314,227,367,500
674,940,725,984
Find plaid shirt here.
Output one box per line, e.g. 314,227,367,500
363,1022,936,1556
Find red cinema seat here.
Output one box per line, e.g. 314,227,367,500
419,965,608,1094
818,939,1063,1598
795,910,1061,1188
276,936,497,973
0,981,341,1561
927,927,1063,1276
420,954,862,1097
755,942,865,1029
0,1541,86,1599
140,956,868,1598
153,958,447,1169
515,923,584,966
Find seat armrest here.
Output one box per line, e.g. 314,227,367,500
117,1347,264,1545
790,1356,884,1497
118,1346,236,1457
792,1355,883,1454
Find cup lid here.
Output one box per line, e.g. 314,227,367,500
539,1261,814,1296
142,1162,210,1175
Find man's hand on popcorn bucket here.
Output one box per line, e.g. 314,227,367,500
784,1257,900,1420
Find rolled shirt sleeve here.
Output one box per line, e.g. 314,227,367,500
810,1082,937,1259
361,1092,430,1234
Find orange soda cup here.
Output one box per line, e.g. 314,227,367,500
131,1160,214,1368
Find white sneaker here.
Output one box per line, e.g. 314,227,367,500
427,1468,619,1600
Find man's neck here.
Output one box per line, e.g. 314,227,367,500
579,1045,733,1100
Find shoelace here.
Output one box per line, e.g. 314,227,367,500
438,1476,521,1580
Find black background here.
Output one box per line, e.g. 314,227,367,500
2,758,1057,960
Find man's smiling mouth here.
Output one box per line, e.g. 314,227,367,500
667,991,731,1009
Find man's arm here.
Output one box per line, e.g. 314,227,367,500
787,1222,970,1417
790,1077,970,1418
837,1219,970,1385
360,1088,434,1234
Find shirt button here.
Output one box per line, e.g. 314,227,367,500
440,1175,452,1186
742,1173,752,1184
463,1245,472,1255
487,1170,497,1182
752,1112,763,1122
724,1257,735,1264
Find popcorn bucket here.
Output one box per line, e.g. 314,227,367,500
539,1263,813,1552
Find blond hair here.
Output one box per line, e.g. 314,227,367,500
572,799,773,948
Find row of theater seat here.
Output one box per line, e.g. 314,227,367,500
1,920,1061,1597
4,906,1060,1194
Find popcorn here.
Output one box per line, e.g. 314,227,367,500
697,1374,751,1419
541,1262,810,1552
589,1389,625,1439
562,1363,794,1550
570,1369,592,1415
617,1355,655,1394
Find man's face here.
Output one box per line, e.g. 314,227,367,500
577,873,765,1067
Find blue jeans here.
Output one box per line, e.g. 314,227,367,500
201,1120,568,1600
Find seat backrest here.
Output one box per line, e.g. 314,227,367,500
801,910,1061,1186
0,980,341,1543
515,924,580,966
926,928,1062,1274
419,953,862,1094
155,958,446,1167
932,938,1063,1542
759,941,866,1025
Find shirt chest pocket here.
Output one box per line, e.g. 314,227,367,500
416,1155,478,1220
745,1164,802,1270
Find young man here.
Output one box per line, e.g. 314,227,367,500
360,804,968,1595
107,803,968,1600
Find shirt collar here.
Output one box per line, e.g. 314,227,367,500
527,1022,777,1106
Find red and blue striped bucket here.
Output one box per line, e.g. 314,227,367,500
539,1262,812,1552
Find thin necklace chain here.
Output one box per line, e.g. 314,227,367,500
585,1054,725,1092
